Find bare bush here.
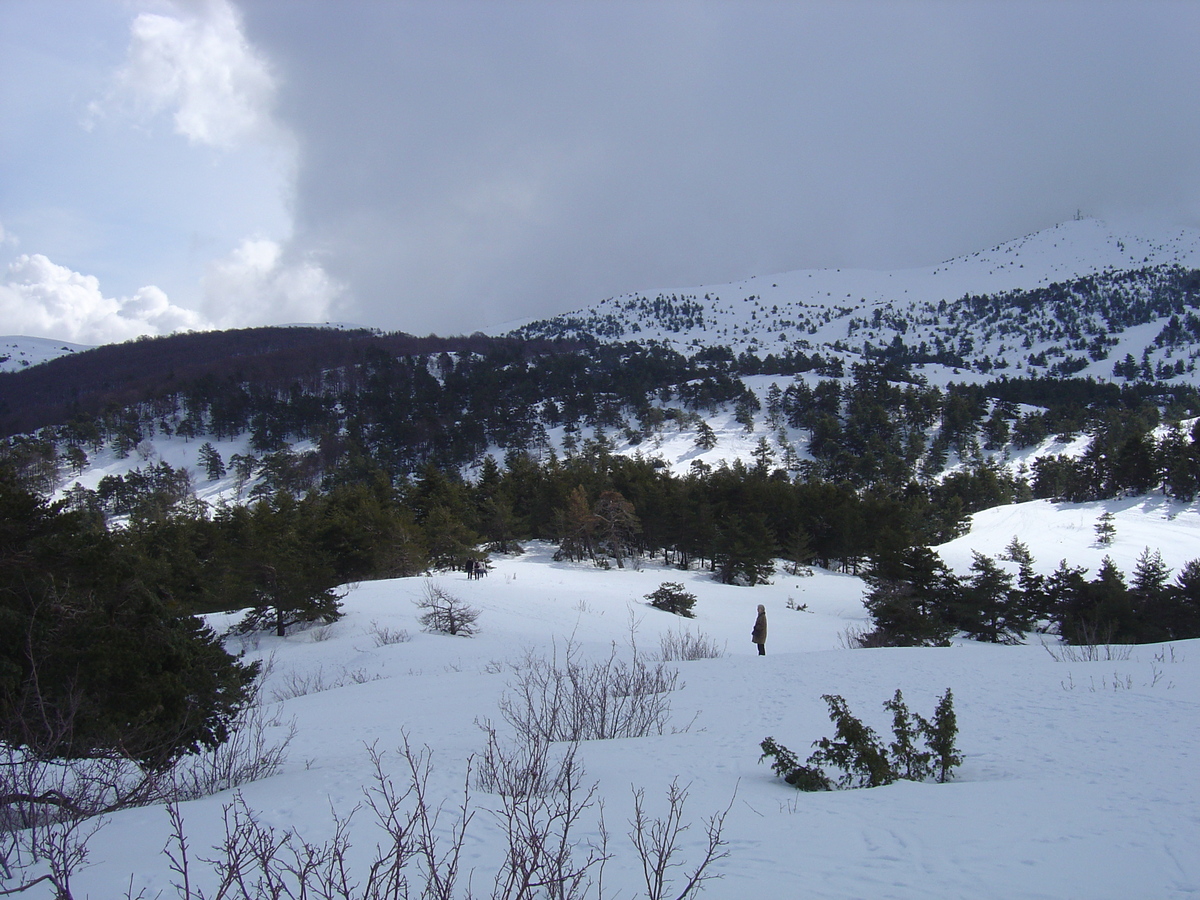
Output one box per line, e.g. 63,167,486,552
169,688,294,801
269,665,383,702
1042,641,1132,662
416,583,481,637
837,625,872,650
499,641,681,744
0,669,292,898
162,737,469,900
270,666,335,701
369,620,412,647
657,629,725,662
155,733,729,900
475,723,609,899
629,778,733,900
0,747,128,899
476,722,577,799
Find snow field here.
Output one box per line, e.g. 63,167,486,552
74,527,1200,899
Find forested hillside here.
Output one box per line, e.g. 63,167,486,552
5,219,1200,646
6,221,1200,898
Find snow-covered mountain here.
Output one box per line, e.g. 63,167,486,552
505,217,1200,385
0,335,91,372
11,218,1200,387
7,221,1200,899
13,216,1200,517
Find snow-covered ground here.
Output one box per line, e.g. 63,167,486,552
0,335,90,372
68,497,1200,899
493,218,1200,374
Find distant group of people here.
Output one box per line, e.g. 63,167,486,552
467,559,488,580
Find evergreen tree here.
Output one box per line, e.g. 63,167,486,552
1129,547,1174,642
807,694,896,789
1171,559,1200,639
199,442,226,481
917,688,963,783
782,528,815,575
861,546,957,646
713,512,776,585
554,485,596,563
232,496,344,637
953,552,1030,644
750,437,775,476
1055,556,1131,644
1159,424,1200,500
883,690,933,781
644,582,697,617
0,469,257,766
421,504,480,572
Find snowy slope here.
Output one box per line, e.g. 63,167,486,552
502,217,1200,384
16,220,1200,897
65,533,1200,899
0,335,91,372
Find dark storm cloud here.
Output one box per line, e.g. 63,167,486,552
237,0,1200,335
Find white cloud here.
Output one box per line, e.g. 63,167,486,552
203,238,344,326
0,254,208,344
96,0,277,148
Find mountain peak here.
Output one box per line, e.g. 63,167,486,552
502,218,1200,386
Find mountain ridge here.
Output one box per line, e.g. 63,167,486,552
502,217,1200,385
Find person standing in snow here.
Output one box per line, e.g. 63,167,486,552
752,604,767,655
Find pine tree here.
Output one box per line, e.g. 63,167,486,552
1172,559,1200,638
554,485,596,563
713,512,776,586
233,496,344,638
199,442,226,480
954,552,1030,644
883,689,933,781
807,694,896,789
917,689,963,783
861,546,957,646
783,528,814,575
0,469,258,766
750,437,775,476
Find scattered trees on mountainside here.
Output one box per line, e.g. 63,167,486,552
24,410,1200,635
8,315,1200,641
10,322,1200,507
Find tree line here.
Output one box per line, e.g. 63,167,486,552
860,539,1200,647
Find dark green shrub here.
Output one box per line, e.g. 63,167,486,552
760,688,962,791
884,689,933,781
760,737,831,792
645,582,697,618
808,694,896,789
920,688,962,783
759,736,799,779
0,472,258,767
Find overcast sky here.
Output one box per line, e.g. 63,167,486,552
2,0,1199,344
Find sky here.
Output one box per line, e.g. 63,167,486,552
2,0,1200,345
